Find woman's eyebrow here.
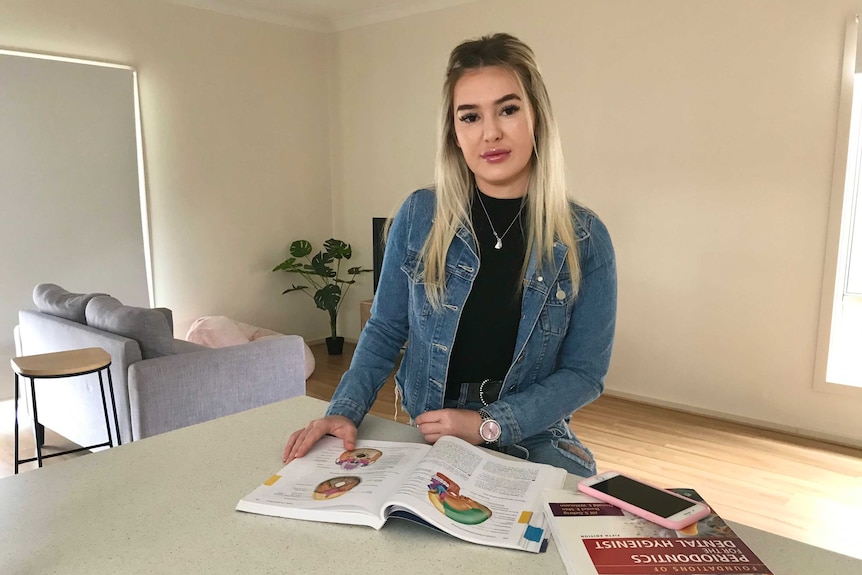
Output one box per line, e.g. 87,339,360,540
455,93,522,112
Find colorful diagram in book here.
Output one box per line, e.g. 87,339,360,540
312,476,361,500
544,488,774,575
426,472,492,525
336,448,383,470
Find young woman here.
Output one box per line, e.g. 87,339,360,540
283,33,616,477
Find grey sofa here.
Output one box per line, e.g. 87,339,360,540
14,284,307,447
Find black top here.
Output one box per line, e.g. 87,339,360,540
445,189,527,399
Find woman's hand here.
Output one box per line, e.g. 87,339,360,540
283,415,358,464
414,409,483,445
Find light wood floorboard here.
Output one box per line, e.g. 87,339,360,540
3,342,861,561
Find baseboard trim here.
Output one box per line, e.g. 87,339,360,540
604,389,862,450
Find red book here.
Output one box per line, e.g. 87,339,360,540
543,488,773,575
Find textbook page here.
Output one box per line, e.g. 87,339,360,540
382,435,567,552
236,437,431,528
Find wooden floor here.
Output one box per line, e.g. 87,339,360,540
4,341,862,561
0,399,95,478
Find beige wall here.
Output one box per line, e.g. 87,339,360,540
332,0,862,446
0,0,334,347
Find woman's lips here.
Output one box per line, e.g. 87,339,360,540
481,149,510,163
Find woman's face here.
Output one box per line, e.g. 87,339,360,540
452,66,534,198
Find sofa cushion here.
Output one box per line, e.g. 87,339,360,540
185,316,251,347
186,315,316,379
86,296,174,359
33,283,105,324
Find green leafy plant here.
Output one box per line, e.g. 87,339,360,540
273,238,372,340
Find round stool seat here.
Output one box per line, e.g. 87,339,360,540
11,348,111,378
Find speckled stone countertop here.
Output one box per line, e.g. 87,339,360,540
1,396,859,575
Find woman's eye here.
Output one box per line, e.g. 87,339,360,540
459,113,479,123
501,104,520,116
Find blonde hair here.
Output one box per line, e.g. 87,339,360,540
422,33,581,309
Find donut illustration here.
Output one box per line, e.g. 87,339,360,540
336,448,383,470
313,476,361,500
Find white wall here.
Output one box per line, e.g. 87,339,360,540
0,0,334,351
331,0,862,446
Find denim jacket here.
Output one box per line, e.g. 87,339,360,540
327,189,617,447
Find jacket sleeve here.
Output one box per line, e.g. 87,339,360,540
482,213,617,445
325,194,414,426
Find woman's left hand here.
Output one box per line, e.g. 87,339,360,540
415,408,484,445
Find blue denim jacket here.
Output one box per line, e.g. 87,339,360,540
327,189,616,448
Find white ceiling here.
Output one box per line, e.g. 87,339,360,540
165,0,480,32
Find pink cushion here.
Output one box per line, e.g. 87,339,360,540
185,316,249,347
185,316,315,379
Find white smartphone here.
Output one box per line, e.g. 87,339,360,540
578,471,711,530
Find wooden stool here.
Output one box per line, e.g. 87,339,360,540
12,347,121,474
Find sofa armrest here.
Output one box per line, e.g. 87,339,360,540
128,335,307,440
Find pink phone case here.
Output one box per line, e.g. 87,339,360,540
577,472,711,530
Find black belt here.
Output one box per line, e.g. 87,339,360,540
463,379,503,404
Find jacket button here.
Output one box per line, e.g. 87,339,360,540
537,276,543,282
556,289,566,300
509,385,516,391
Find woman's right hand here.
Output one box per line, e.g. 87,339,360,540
282,415,358,464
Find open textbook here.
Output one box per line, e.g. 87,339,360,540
236,435,567,553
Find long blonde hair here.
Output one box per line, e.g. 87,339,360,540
422,33,581,309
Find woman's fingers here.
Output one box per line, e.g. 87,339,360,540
283,428,307,463
287,425,322,462
292,425,326,460
282,416,358,464
283,423,320,464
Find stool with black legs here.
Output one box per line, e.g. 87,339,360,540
12,347,121,474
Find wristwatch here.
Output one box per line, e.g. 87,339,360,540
478,408,501,444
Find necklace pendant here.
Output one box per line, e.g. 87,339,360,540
494,236,503,250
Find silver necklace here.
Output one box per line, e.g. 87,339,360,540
475,189,524,250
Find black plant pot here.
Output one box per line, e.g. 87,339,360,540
326,336,345,355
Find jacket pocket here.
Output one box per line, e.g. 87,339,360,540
539,276,574,336
401,249,432,319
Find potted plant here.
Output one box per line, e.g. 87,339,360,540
273,238,372,355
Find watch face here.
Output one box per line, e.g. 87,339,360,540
480,419,501,442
